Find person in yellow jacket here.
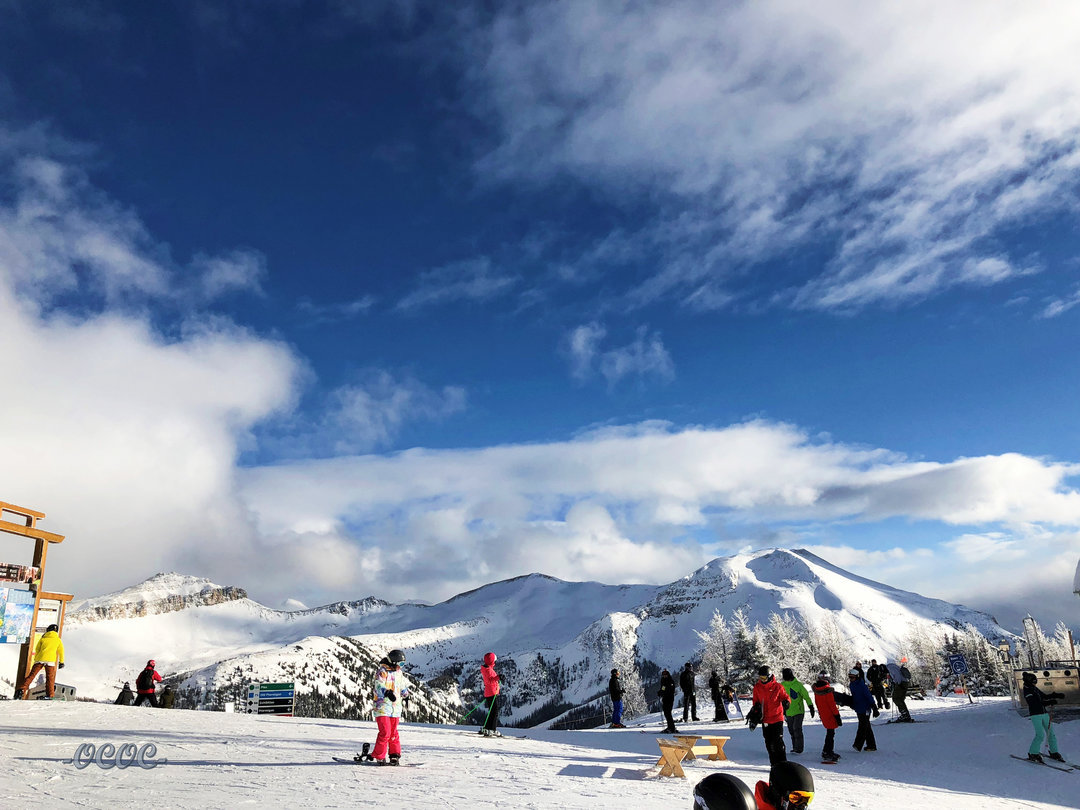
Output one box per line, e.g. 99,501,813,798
15,624,65,699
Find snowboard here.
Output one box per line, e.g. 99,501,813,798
883,718,925,725
1009,754,1073,772
819,759,839,765
332,756,425,768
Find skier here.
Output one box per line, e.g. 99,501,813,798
867,659,890,710
160,684,176,709
608,668,625,728
1021,671,1066,763
811,670,843,763
681,662,700,722
885,658,913,722
708,670,729,722
114,682,134,706
15,623,65,699
780,667,815,755
753,761,815,810
372,649,411,764
480,651,501,737
659,668,678,733
750,665,791,765
847,668,878,752
691,772,756,810
134,660,162,707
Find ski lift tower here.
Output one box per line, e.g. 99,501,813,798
0,501,71,694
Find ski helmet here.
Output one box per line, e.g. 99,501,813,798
46,624,58,632
483,652,497,666
816,670,829,683
758,665,771,677
611,668,619,676
692,773,755,810
387,649,406,664
769,761,815,809
848,668,860,677
781,667,795,681
147,660,156,668
1022,671,1037,684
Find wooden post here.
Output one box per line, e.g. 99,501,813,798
0,501,66,696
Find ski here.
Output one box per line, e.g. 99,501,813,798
883,718,926,725
1009,755,1073,772
332,756,426,767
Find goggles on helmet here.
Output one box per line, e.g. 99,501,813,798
784,790,814,807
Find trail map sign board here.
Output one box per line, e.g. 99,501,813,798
949,654,969,675
246,682,295,716
0,588,35,643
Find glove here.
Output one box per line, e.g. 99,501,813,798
1053,692,1066,700
59,663,65,669
809,706,816,718
872,708,880,718
834,714,842,727
1045,698,1057,706
384,690,396,702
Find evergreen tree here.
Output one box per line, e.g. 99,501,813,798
806,612,850,682
696,609,734,681
611,648,648,720
728,608,763,688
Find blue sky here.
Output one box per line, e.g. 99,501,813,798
2,1,1079,631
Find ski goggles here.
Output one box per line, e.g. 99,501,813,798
784,790,815,807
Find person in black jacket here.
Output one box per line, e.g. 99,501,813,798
1022,672,1066,763
680,662,699,722
708,670,729,722
659,669,678,733
867,659,890,710
114,682,134,706
608,668,625,728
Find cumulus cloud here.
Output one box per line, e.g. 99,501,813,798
466,0,1080,311
564,322,675,386
238,420,1080,606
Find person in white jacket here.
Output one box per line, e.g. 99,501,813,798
371,649,411,764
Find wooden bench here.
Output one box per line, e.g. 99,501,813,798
654,738,691,778
673,734,731,762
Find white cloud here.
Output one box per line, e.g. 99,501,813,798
564,322,675,386
466,0,1080,311
1041,285,1080,318
396,257,517,311
191,248,267,300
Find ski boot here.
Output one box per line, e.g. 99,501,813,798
1027,753,1044,764
389,753,400,766
1047,752,1065,763
13,689,22,700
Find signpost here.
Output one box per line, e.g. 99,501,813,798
948,653,974,704
245,682,295,716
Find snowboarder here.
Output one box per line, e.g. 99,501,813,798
753,761,815,810
134,660,162,707
750,665,791,765
160,684,176,709
608,668,625,728
680,662,699,722
867,659,890,710
1021,671,1066,763
885,658,913,722
480,651,501,737
114,682,134,706
847,668,878,752
15,623,65,699
372,649,411,764
812,670,844,763
708,670,728,722
658,668,678,733
780,667,815,754
692,772,756,810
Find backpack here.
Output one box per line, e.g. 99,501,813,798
136,669,153,691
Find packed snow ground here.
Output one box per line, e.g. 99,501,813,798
0,696,1074,809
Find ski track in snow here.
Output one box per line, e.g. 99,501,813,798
0,696,1073,809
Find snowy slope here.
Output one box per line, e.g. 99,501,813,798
0,695,1074,809
2,549,1013,722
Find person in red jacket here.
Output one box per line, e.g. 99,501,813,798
812,670,845,763
480,652,501,737
134,659,163,707
750,665,790,765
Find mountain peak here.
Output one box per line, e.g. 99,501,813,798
68,572,247,624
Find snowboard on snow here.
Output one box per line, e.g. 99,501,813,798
332,756,426,768
1009,754,1073,772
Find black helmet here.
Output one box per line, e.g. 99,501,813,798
387,649,406,664
781,667,794,681
611,668,619,676
692,773,755,810
769,761,815,809
46,624,59,632
1022,671,1037,684
758,665,771,677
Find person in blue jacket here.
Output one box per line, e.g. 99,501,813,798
847,668,878,752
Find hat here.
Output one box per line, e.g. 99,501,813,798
758,665,771,677
147,659,156,667
781,667,794,681
817,670,829,682
848,668,860,677
611,668,619,676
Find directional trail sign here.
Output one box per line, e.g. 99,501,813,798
246,682,295,716
948,653,969,676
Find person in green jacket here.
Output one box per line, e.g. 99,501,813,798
780,667,816,754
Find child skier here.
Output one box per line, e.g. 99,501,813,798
812,670,844,763
372,649,411,765
480,652,501,737
1022,671,1066,763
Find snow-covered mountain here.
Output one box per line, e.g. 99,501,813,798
5,549,1012,726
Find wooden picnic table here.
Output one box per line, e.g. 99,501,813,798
653,734,732,778
673,734,730,762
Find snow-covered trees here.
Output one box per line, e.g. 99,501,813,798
696,610,734,681
727,608,763,688
611,648,648,720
